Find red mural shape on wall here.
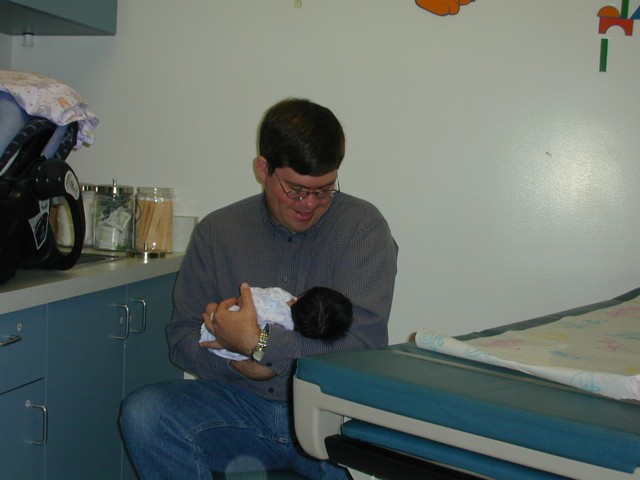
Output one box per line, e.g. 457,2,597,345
597,0,640,71
415,0,474,16
598,2,640,36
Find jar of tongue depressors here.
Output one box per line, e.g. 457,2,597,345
133,187,174,258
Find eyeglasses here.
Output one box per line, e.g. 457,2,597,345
273,170,340,201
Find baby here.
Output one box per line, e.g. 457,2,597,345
200,286,353,360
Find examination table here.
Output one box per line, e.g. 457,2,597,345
293,289,640,479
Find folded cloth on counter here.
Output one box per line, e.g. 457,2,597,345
0,70,98,148
415,296,640,401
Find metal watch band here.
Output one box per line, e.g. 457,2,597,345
249,328,269,361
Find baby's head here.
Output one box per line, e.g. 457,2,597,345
291,287,353,342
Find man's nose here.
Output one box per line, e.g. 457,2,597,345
300,194,320,207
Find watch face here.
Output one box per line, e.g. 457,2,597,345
251,349,264,362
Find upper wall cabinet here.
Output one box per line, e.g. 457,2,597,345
0,0,117,36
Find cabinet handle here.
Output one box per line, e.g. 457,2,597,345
27,401,48,446
113,304,130,340
130,298,147,334
0,334,22,347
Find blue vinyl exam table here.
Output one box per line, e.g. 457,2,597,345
293,290,640,479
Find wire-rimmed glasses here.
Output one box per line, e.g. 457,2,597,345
273,170,340,201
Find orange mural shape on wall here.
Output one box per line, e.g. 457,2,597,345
415,0,474,16
598,5,621,17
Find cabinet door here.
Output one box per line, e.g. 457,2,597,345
46,287,126,480
123,273,182,394
0,379,46,480
121,273,182,480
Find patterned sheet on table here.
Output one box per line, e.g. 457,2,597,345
416,292,640,401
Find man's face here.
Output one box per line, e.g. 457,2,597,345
257,157,338,234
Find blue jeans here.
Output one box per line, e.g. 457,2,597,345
119,380,350,480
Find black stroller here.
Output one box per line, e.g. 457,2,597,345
0,91,85,284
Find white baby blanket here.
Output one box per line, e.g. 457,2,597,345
416,296,640,401
0,70,98,148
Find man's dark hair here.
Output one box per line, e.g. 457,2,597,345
258,98,345,176
291,287,353,342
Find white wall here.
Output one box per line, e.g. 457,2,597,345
9,0,640,343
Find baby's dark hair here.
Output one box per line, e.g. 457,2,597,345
290,287,353,342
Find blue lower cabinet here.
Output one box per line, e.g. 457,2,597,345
121,273,182,480
46,286,126,480
0,272,181,480
123,274,182,395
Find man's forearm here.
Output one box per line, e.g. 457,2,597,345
231,359,277,380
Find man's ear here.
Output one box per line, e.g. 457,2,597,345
255,156,269,183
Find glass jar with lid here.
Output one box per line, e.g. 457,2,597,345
80,183,97,247
94,180,134,251
134,187,174,256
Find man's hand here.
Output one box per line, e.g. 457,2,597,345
203,283,260,356
200,301,225,350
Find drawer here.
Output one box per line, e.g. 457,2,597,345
0,306,47,394
0,379,46,480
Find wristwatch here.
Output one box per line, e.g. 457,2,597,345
249,327,269,362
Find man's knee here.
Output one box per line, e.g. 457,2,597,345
120,382,172,437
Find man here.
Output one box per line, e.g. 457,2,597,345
119,98,398,479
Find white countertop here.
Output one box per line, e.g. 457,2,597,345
0,251,185,315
